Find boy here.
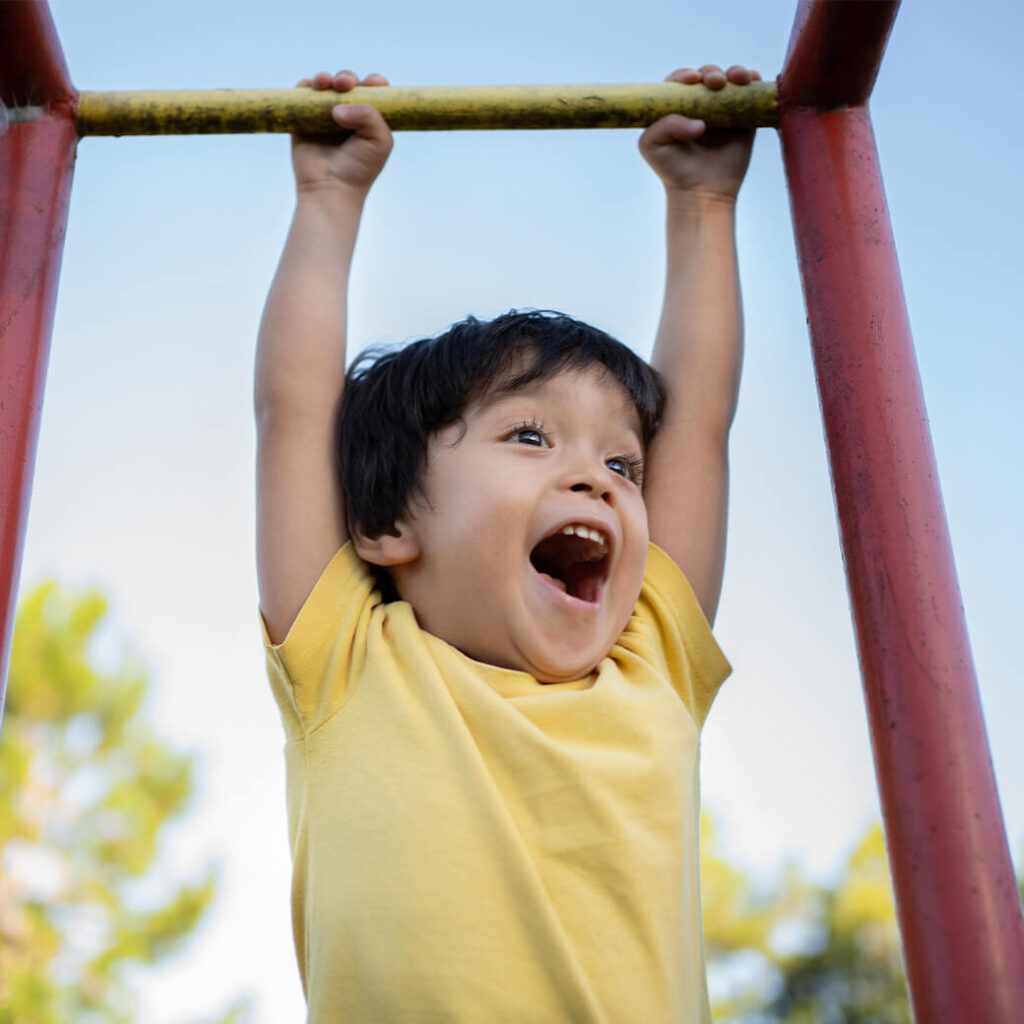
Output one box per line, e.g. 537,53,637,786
257,65,758,1021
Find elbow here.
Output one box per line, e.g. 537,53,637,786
253,364,342,430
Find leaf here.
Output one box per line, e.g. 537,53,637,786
0,582,249,1021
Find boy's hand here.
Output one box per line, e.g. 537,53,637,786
639,65,760,200
292,71,394,197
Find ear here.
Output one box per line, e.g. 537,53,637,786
351,519,421,567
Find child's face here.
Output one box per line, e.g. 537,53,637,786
385,366,650,682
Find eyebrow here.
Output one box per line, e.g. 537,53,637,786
477,386,646,451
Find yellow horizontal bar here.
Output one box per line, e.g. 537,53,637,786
76,81,778,136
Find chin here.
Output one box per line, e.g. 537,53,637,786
529,648,607,684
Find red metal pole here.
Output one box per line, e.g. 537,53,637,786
779,2,1024,1020
0,1,78,715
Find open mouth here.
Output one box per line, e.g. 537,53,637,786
529,524,610,604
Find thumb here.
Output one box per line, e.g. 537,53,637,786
331,102,391,142
639,114,706,151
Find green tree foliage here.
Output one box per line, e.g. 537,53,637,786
0,583,247,1024
703,816,910,1021
762,824,911,1023
703,815,1024,1023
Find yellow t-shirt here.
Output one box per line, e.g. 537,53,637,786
265,541,730,1023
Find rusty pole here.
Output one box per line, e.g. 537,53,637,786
0,1,79,715
778,1,1024,1019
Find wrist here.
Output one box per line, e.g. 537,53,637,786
663,186,738,215
295,179,369,216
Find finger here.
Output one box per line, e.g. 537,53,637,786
296,78,312,88
311,71,335,90
751,69,762,82
639,113,706,150
362,73,390,87
331,70,359,92
699,64,728,90
725,65,753,85
665,68,703,85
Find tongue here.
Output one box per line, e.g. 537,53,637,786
539,572,567,593
565,563,600,603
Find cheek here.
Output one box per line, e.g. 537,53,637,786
429,469,531,562
626,494,650,545
623,500,650,580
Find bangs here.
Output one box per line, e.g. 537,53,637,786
453,312,663,448
338,310,665,540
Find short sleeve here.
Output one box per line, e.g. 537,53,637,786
262,543,378,738
619,542,731,728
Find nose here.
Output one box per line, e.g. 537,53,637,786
567,467,614,503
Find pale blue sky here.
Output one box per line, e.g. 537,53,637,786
17,0,1024,1018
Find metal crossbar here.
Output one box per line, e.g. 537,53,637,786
72,81,778,136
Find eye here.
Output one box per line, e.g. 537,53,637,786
505,422,549,447
606,455,644,483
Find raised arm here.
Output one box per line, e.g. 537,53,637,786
255,71,393,643
638,65,758,625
